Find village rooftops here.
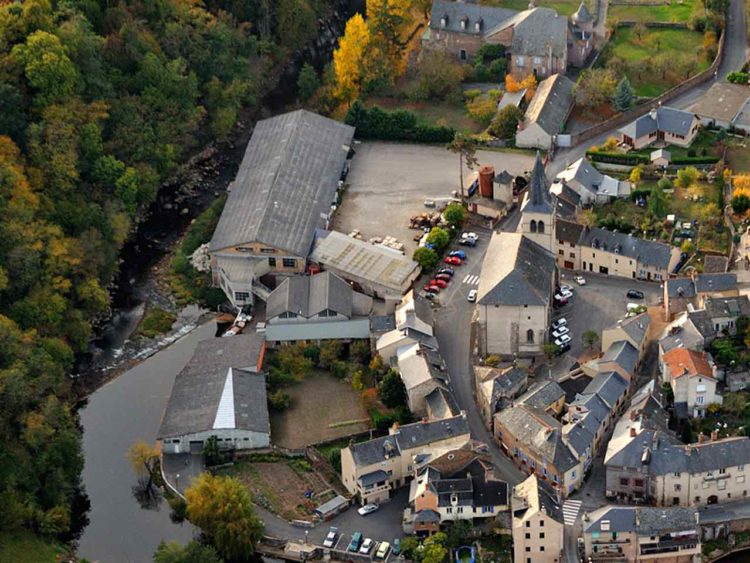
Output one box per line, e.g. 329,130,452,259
494,8,567,58
691,81,750,123
512,474,564,523
600,340,639,374
209,110,354,257
584,506,697,535
704,295,750,318
477,232,556,307
619,106,698,140
521,74,575,137
614,312,651,348
581,371,628,411
266,271,352,320
579,226,675,269
662,348,714,379
555,218,584,245
667,273,737,298
429,0,517,34
520,380,565,412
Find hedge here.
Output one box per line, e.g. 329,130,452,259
671,156,720,165
586,150,649,165
345,100,456,143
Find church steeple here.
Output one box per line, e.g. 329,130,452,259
524,151,552,214
518,151,554,253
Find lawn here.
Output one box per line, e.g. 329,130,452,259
628,129,720,160
727,143,750,173
365,98,484,134
270,371,369,449
608,0,697,23
482,0,585,16
598,27,710,97
0,532,66,563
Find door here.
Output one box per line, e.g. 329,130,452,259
564,261,574,269
657,130,665,141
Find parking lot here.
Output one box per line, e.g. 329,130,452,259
334,142,535,255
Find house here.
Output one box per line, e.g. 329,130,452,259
516,74,575,149
658,312,710,358
405,449,509,534
264,272,373,345
376,290,438,362
310,230,421,311
340,415,471,504
521,380,566,416
158,334,269,454
552,157,631,205
397,343,449,416
475,365,528,430
663,272,738,319
618,106,701,149
583,506,700,562
691,81,750,132
425,387,461,421
661,348,721,418
510,474,565,563
503,8,569,77
554,218,584,270
586,340,640,384
476,232,557,357
601,312,651,357
209,110,354,309
518,152,555,252
551,183,582,221
579,226,681,281
704,295,750,335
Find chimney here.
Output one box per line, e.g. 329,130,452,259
630,427,637,437
711,430,718,441
698,432,705,444
630,410,638,421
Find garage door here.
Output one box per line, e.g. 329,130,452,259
564,261,574,269
189,440,204,454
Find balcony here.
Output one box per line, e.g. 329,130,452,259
640,537,698,556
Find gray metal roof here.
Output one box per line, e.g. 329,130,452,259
583,371,628,411
266,271,352,320
522,73,575,136
209,110,354,256
694,273,737,293
358,470,389,486
691,81,750,122
619,106,697,139
600,340,639,375
666,277,696,299
158,335,268,439
686,309,716,339
522,151,553,214
425,386,461,420
579,226,675,269
477,232,556,306
638,507,698,535
430,0,517,34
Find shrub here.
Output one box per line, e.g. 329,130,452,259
344,101,455,143
465,96,496,126
727,71,749,85
671,156,720,165
330,360,348,379
268,390,291,411
657,176,673,191
687,148,696,157
474,44,505,65
488,105,524,139
489,58,507,79
444,203,467,227
586,151,649,165
472,62,490,82
463,89,481,100
732,194,750,214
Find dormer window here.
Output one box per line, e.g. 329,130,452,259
475,18,483,32
460,17,467,30
441,14,448,27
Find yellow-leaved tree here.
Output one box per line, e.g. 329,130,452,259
333,13,371,102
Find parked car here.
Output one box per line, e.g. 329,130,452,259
574,275,587,285
459,237,476,247
376,542,391,560
392,539,401,556
359,539,375,555
627,289,645,299
323,527,338,548
555,343,571,355
552,327,570,338
445,256,462,265
467,289,478,303
424,284,440,294
557,288,573,299
435,273,452,282
348,533,363,552
554,294,568,306
358,504,379,516
449,250,467,260
422,291,437,301
552,318,568,330
555,334,572,346
438,267,454,276
431,278,448,288
560,284,573,293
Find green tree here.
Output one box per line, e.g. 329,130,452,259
426,227,450,250
413,247,438,270
648,184,668,218
488,105,524,139
657,176,673,192
422,533,448,563
443,203,468,227
320,340,344,369
676,167,699,188
582,330,599,349
154,540,223,563
543,343,560,360
127,440,160,489
186,474,264,561
352,369,365,391
268,390,291,411
203,436,224,467
297,63,320,101
12,31,79,107
412,51,464,101
681,240,695,254
612,76,635,112
447,133,478,196
379,369,408,408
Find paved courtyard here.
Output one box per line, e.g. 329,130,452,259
334,142,535,255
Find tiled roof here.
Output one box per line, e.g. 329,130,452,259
662,348,713,379
579,226,676,269
522,74,575,136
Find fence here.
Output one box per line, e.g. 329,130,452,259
568,24,726,148
617,21,689,29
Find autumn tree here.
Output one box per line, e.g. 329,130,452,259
185,473,265,561
333,14,371,102
489,105,524,139
412,51,464,100
447,133,478,196
575,68,618,109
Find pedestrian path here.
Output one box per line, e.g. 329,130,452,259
462,274,480,286
562,499,582,526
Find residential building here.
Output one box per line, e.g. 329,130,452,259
397,343,449,417
406,449,509,533
516,74,575,149
568,2,595,67
377,290,437,363
691,81,750,132
476,232,557,357
264,271,373,345
522,380,566,416
601,312,651,357
704,295,750,335
618,106,701,149
583,506,700,562
310,230,421,311
475,365,528,430
554,218,583,270
663,272,738,320
658,312,709,358
511,474,565,563
425,387,461,421
661,348,721,418
158,334,269,454
551,182,582,221
209,110,354,308
552,157,631,205
340,415,471,504
579,226,681,281
584,340,640,384
518,152,555,251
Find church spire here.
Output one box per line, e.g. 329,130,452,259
526,151,552,212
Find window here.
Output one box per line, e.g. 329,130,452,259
234,291,250,302
526,329,534,343
540,546,545,552
539,532,545,539
674,484,682,491
720,468,727,474
457,507,464,514
558,239,564,245
459,49,467,60
740,465,745,472
538,220,545,233
673,497,680,505
530,220,537,233
533,56,542,64
260,247,276,254
570,252,575,258
525,533,530,539
540,519,544,527
620,478,629,486
516,56,525,67
696,395,705,405
526,521,531,528
282,258,296,268
635,479,644,488
695,496,701,502
268,257,276,267
559,250,564,256
447,507,452,514
718,480,727,491
525,547,531,552
674,472,681,478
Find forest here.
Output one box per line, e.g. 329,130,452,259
0,0,333,544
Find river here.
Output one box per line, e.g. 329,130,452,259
77,321,216,562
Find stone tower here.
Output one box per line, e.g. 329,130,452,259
518,151,554,252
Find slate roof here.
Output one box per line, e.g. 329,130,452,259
600,340,639,375
521,380,566,411
705,295,750,318
686,309,715,339
666,277,697,299
554,195,579,220
619,106,697,139
513,474,564,522
694,273,737,293
395,415,470,451
209,110,354,256
583,371,628,410
703,254,729,274
493,8,568,58
350,435,399,467
555,218,584,245
571,1,593,23
492,367,528,398
557,157,604,193
521,73,575,136
359,470,389,486
477,232,556,306
522,151,553,214
494,169,514,184
564,421,596,458
158,335,268,439
266,271,352,320
553,182,582,206
585,505,698,535
425,386,461,420
617,312,651,348
429,0,517,34
579,226,675,269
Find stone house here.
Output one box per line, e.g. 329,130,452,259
511,475,565,563
475,365,528,430
515,74,575,150
661,348,721,418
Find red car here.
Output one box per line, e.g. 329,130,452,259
435,274,452,282
445,256,462,265
431,279,448,288
423,284,441,294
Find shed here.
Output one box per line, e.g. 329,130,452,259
313,495,350,520
650,149,671,167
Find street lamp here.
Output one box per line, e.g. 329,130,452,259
305,530,309,544
175,473,180,492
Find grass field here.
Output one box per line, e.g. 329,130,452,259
0,532,65,563
482,0,585,16
365,97,484,134
598,27,709,96
608,0,697,23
